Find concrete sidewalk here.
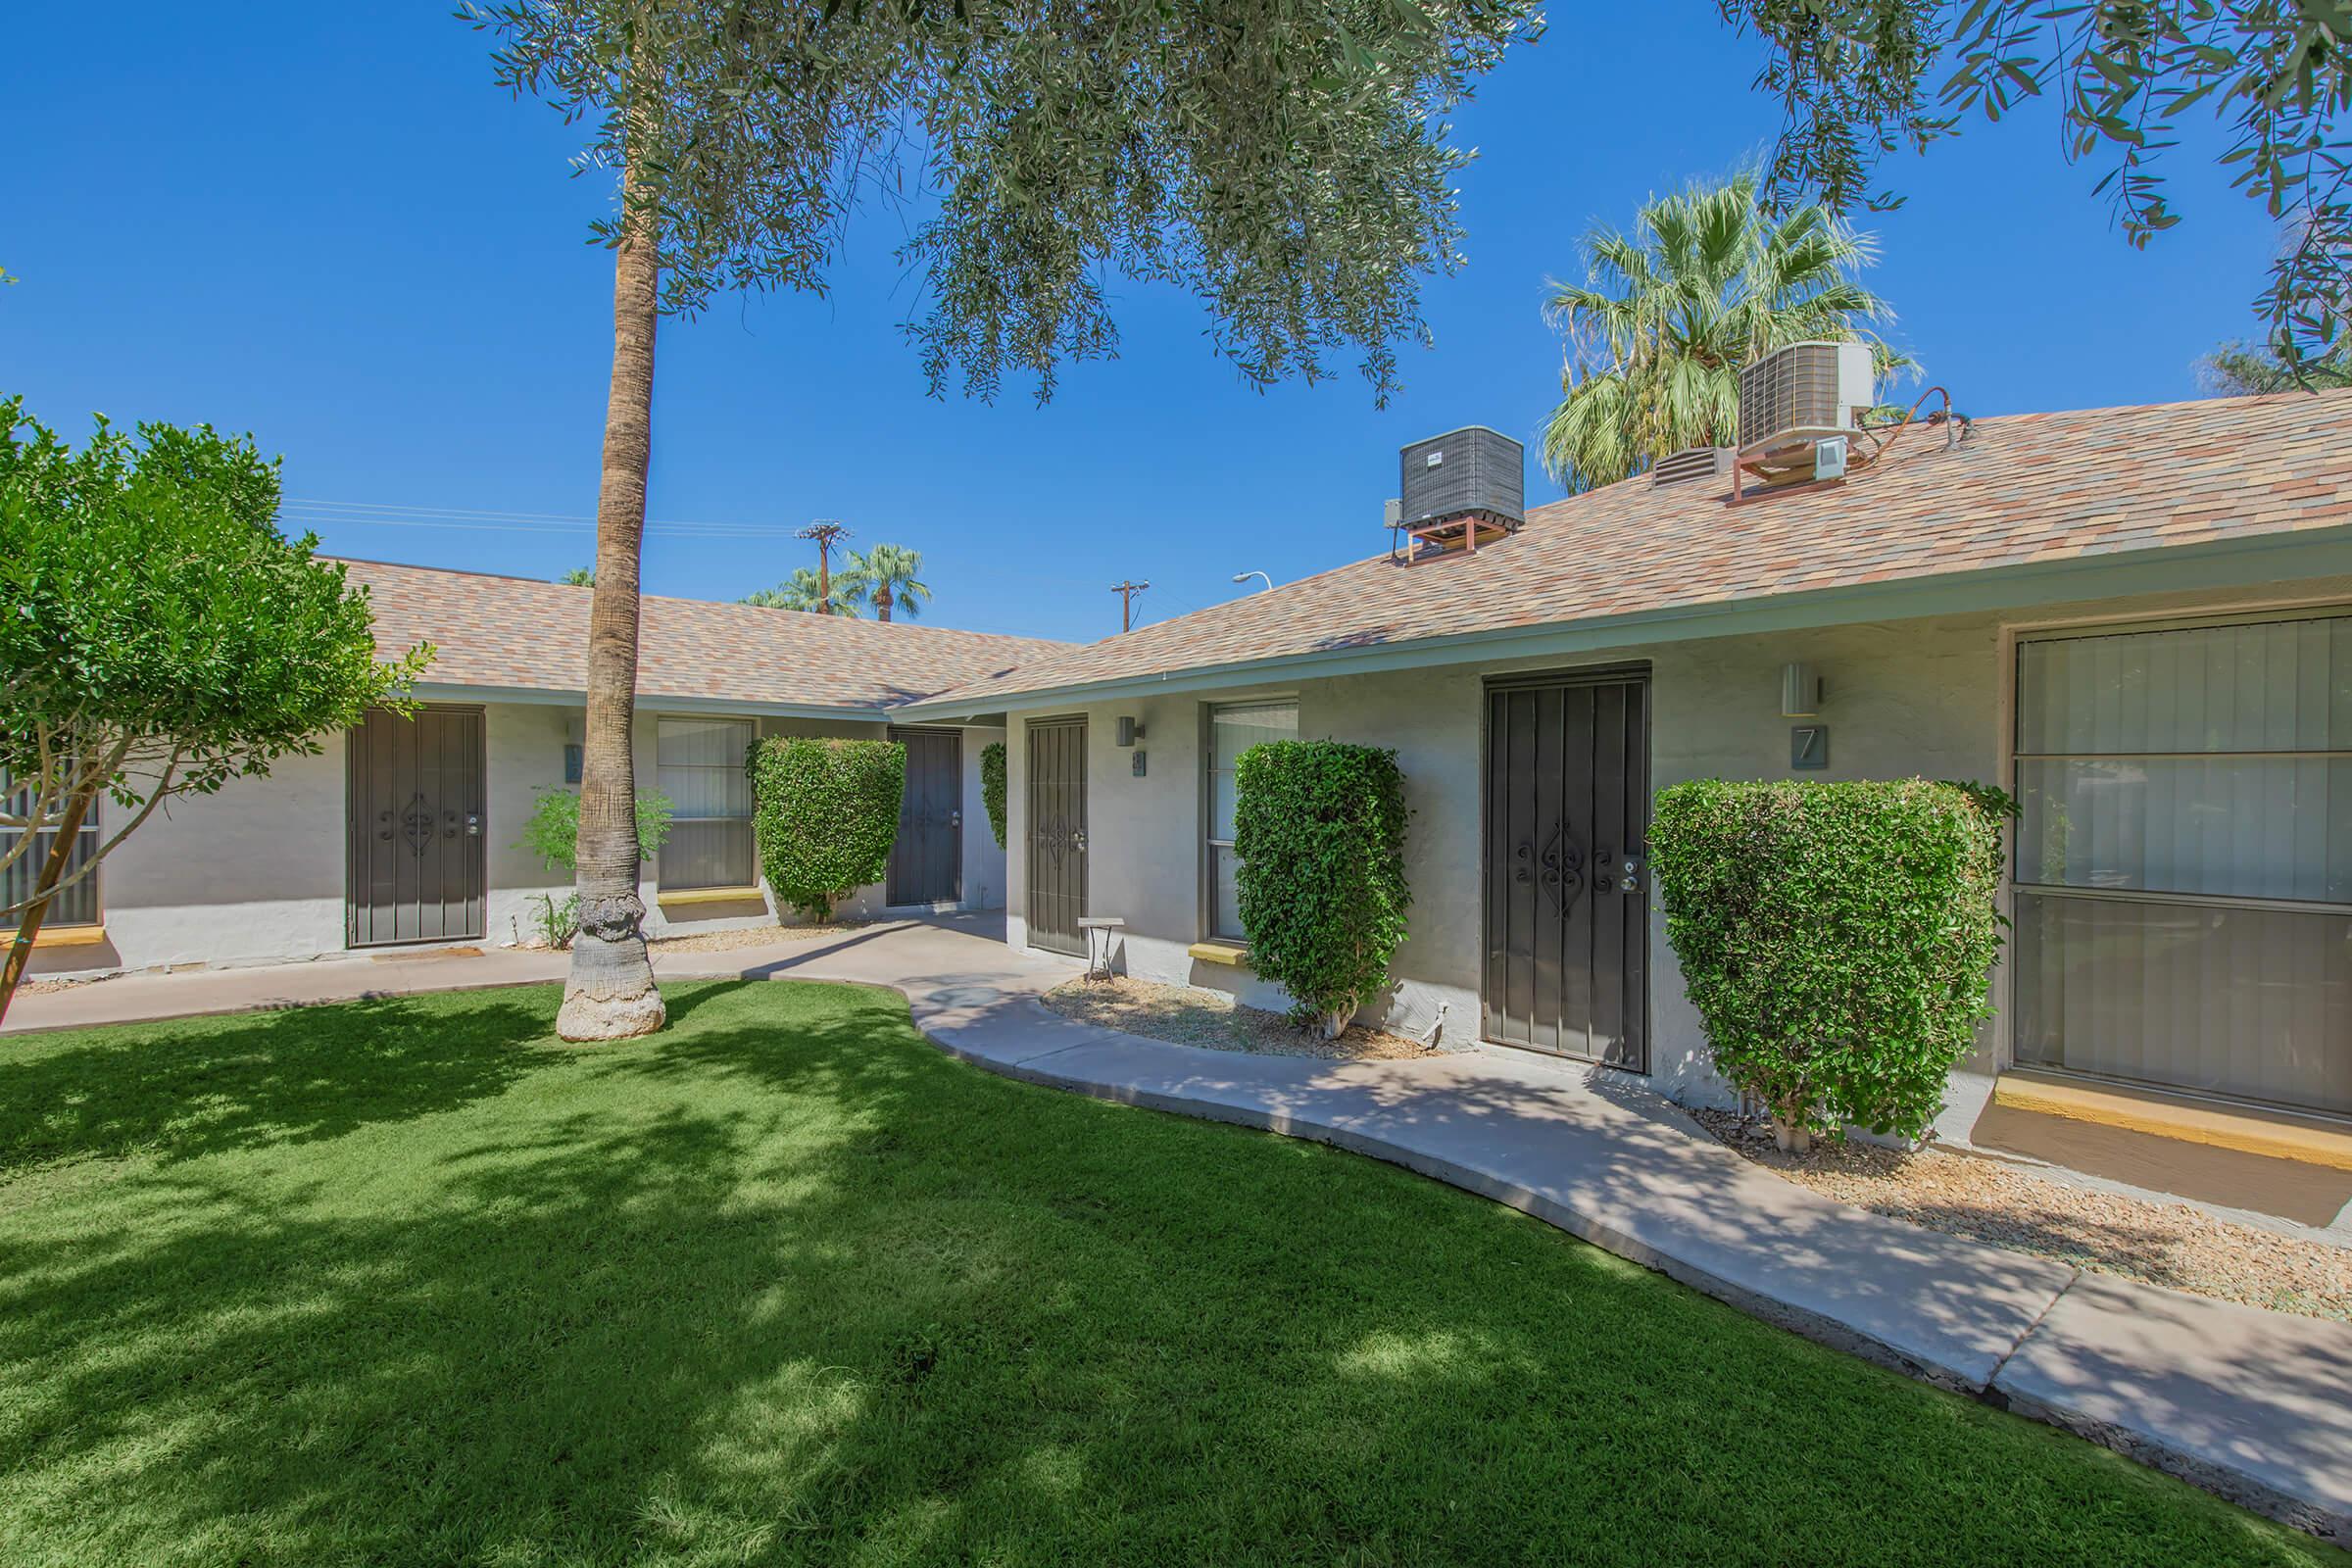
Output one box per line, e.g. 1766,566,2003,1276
7,914,2348,1543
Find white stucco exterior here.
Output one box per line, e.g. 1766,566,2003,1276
32,702,1009,978
1002,576,2352,1111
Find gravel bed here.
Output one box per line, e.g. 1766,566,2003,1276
647,922,841,956
1692,1108,2352,1322
1042,975,1436,1061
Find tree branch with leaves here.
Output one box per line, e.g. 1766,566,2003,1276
0,397,430,1022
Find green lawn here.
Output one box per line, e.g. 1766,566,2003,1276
0,981,2336,1568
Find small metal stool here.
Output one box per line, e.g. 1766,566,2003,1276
1075,916,1125,980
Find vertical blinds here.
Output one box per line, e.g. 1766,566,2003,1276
2014,612,2352,1114
656,718,756,892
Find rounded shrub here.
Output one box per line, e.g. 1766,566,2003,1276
1233,740,1410,1037
980,740,1007,850
749,737,906,920
1648,777,2009,1148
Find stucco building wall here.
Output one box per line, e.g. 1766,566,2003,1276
37,705,1008,977
1004,577,2352,1109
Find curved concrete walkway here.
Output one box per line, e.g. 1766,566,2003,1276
9,913,2349,1543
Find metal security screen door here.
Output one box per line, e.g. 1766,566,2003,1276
887,727,962,906
346,707,486,947
1484,672,1650,1068
2015,612,2352,1115
1026,718,1088,956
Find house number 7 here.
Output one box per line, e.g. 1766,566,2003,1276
1790,725,1829,771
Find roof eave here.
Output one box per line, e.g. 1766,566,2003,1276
410,681,899,724
891,523,2352,718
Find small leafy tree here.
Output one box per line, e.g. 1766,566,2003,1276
1233,741,1410,1039
0,398,430,1022
742,568,860,616
1648,778,2008,1152
749,737,905,921
979,741,1007,850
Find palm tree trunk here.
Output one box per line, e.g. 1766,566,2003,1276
557,147,665,1043
876,583,893,622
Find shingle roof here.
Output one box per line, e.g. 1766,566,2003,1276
335,558,1074,712
919,390,2352,708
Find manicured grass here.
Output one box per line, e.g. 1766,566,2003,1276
0,981,2337,1567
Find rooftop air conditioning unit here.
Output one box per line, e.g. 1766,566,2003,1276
1400,426,1525,531
1737,340,1876,454
1650,445,1736,486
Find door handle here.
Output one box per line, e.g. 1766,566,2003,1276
950,809,962,828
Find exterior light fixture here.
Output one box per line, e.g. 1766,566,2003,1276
1116,716,1146,747
1781,662,1824,718
1232,570,1274,593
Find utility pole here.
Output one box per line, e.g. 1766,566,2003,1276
1111,579,1150,633
798,519,851,614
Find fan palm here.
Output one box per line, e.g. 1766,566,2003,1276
1543,172,1904,492
742,567,859,616
842,543,931,623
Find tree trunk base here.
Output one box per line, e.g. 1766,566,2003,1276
557,926,663,1042
1320,1004,1357,1041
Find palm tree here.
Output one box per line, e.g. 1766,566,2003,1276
1543,172,1904,492
2198,339,2352,394
560,566,596,586
742,567,859,616
842,544,931,622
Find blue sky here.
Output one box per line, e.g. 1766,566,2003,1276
4,5,2282,644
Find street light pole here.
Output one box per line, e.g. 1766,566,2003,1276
1231,570,1274,593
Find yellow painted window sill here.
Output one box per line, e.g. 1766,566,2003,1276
656,886,766,908
29,924,105,950
1187,940,1251,969
1992,1069,2352,1172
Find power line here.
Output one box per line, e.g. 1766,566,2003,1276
277,497,811,540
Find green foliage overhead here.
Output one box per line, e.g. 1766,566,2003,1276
979,741,1007,851
1648,778,2008,1143
1719,0,2352,372
1233,741,1411,1034
2199,337,2352,397
749,737,906,920
742,567,860,616
465,0,1543,405
1543,172,1904,492
515,786,675,873
0,396,429,975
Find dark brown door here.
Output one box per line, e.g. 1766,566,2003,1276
1484,672,1649,1068
887,726,962,906
1025,718,1087,956
346,707,486,947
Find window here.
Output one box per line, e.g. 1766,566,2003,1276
1205,701,1298,941
2013,612,2352,1115
655,717,756,892
0,769,101,928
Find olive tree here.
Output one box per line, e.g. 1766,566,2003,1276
1721,0,2352,371
0,398,430,1023
466,0,1543,1040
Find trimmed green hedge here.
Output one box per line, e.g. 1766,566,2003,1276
980,741,1007,850
1233,740,1410,1036
749,737,906,920
1648,778,2009,1146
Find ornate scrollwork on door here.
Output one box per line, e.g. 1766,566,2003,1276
1040,814,1066,865
399,794,435,858
1539,822,1585,915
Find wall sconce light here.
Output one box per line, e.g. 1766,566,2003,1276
1781,662,1824,718
1116,716,1146,747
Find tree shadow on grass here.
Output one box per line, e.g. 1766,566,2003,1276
0,990,564,1175
0,983,2332,1567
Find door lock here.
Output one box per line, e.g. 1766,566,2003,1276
1619,857,1642,895
466,813,481,837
